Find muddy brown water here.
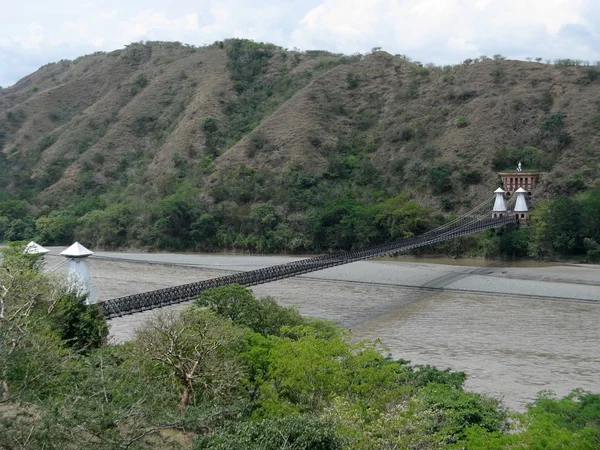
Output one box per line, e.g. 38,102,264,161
45,249,600,411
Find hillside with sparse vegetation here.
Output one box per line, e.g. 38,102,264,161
0,40,599,259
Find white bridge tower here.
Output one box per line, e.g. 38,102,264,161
60,242,97,304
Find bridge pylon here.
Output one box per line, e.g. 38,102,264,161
513,187,529,223
492,188,507,218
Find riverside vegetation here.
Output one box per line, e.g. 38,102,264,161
1,243,599,448
1,40,600,261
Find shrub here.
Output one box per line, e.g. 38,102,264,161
225,38,275,93
355,108,378,130
400,126,415,141
201,116,222,156
460,168,483,186
492,146,554,171
440,197,453,211
91,152,104,165
48,108,71,122
194,415,343,450
554,58,582,66
429,166,453,194
246,131,268,157
130,73,149,95
131,113,157,136
457,89,477,101
35,133,58,153
491,69,505,82
346,72,360,90
586,68,600,82
308,132,322,148
422,146,437,160
511,98,523,110
6,109,26,125
455,116,469,128
541,113,566,132
584,238,600,262
48,293,108,351
201,116,219,134
586,114,600,131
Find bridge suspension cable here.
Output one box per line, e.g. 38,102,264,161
422,196,495,237
100,210,517,319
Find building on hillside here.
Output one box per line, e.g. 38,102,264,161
498,171,541,197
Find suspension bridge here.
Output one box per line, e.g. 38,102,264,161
99,190,524,319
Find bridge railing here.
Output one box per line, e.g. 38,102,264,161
101,215,517,318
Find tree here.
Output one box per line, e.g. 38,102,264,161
458,390,600,448
546,197,583,254
133,308,245,412
249,202,278,234
0,200,29,220
579,184,600,242
428,166,454,194
4,218,35,241
498,227,531,259
375,194,431,240
48,293,108,352
201,116,222,157
190,213,218,245
0,216,9,241
77,204,132,247
195,285,304,337
194,415,343,450
0,242,108,401
35,212,77,245
311,197,361,250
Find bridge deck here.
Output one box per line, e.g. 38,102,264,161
101,215,517,318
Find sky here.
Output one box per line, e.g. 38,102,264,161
1,0,600,88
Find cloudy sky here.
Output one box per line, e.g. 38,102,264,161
1,0,599,87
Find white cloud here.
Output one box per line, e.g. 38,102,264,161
14,23,45,50
289,0,596,64
89,37,105,47
119,10,199,41
97,9,118,21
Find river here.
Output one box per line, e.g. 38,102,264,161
45,250,600,410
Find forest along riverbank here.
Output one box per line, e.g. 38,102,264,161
45,249,600,411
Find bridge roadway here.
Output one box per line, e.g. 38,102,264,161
101,215,517,318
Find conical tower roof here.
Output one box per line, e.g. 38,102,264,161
23,241,49,255
514,188,529,212
493,189,507,212
60,242,93,257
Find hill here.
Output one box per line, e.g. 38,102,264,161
0,40,599,256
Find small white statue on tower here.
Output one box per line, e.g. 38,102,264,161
517,161,522,172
